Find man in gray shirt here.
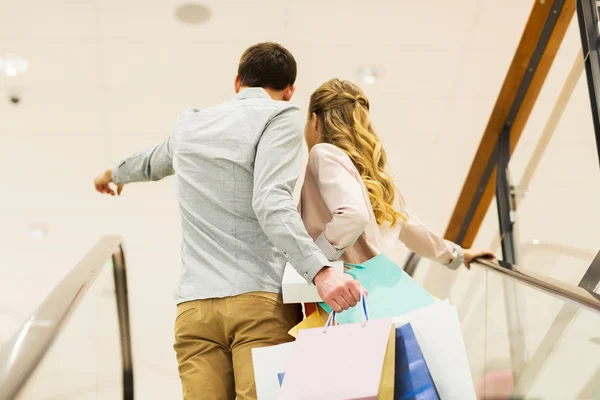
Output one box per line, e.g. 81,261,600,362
94,43,364,399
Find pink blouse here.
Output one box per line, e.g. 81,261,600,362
299,143,463,269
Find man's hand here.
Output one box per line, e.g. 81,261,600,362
314,267,366,313
463,248,496,269
94,168,124,196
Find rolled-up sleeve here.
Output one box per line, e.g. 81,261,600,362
399,210,464,270
252,105,329,283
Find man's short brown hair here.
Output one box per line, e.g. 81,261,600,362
238,42,297,91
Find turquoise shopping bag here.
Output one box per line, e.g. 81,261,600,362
320,254,435,324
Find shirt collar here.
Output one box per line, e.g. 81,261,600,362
233,87,272,100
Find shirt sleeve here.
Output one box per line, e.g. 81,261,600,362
112,136,175,184
111,115,183,184
252,105,330,283
309,144,370,261
398,210,464,270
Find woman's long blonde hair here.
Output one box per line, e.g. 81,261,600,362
309,78,406,226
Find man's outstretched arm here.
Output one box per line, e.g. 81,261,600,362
94,136,175,196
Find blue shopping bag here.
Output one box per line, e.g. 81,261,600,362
395,323,440,400
320,254,435,324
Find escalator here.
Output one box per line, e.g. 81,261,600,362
466,257,600,399
0,237,133,400
1,236,599,399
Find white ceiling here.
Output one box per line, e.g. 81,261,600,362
1,1,599,398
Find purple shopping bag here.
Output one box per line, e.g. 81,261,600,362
278,294,394,400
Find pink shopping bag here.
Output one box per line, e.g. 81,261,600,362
279,294,393,400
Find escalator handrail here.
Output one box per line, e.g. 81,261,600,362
0,236,134,400
473,258,600,314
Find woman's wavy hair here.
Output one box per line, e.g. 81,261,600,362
309,78,406,226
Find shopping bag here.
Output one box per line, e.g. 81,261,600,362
320,254,435,324
287,306,327,338
394,323,439,400
279,294,395,400
252,342,295,400
392,301,475,400
379,325,396,400
282,261,344,303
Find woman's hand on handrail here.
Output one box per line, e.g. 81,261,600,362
463,248,496,269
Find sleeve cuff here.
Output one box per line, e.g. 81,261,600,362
112,163,123,184
293,251,329,284
112,161,126,184
445,242,464,270
315,232,345,261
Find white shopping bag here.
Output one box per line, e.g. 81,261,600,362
282,261,344,303
252,342,294,400
393,300,476,400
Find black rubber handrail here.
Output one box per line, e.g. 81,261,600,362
0,236,134,400
405,253,600,314
473,258,600,315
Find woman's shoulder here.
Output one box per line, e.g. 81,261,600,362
308,143,356,172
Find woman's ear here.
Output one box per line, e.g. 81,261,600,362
311,112,319,132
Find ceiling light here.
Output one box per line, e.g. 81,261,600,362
0,54,29,77
532,239,540,245
175,3,211,25
26,225,48,240
356,65,384,85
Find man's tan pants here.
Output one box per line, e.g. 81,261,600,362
174,292,301,399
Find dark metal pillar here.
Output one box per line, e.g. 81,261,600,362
577,0,600,167
496,127,518,264
495,126,526,383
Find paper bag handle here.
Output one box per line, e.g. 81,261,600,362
323,292,369,332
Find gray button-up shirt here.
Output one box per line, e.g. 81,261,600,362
112,88,329,303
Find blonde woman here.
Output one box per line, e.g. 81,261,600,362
299,79,494,312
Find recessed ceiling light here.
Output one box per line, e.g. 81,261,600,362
532,239,540,245
0,54,29,77
26,225,48,240
356,65,384,85
175,3,211,25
